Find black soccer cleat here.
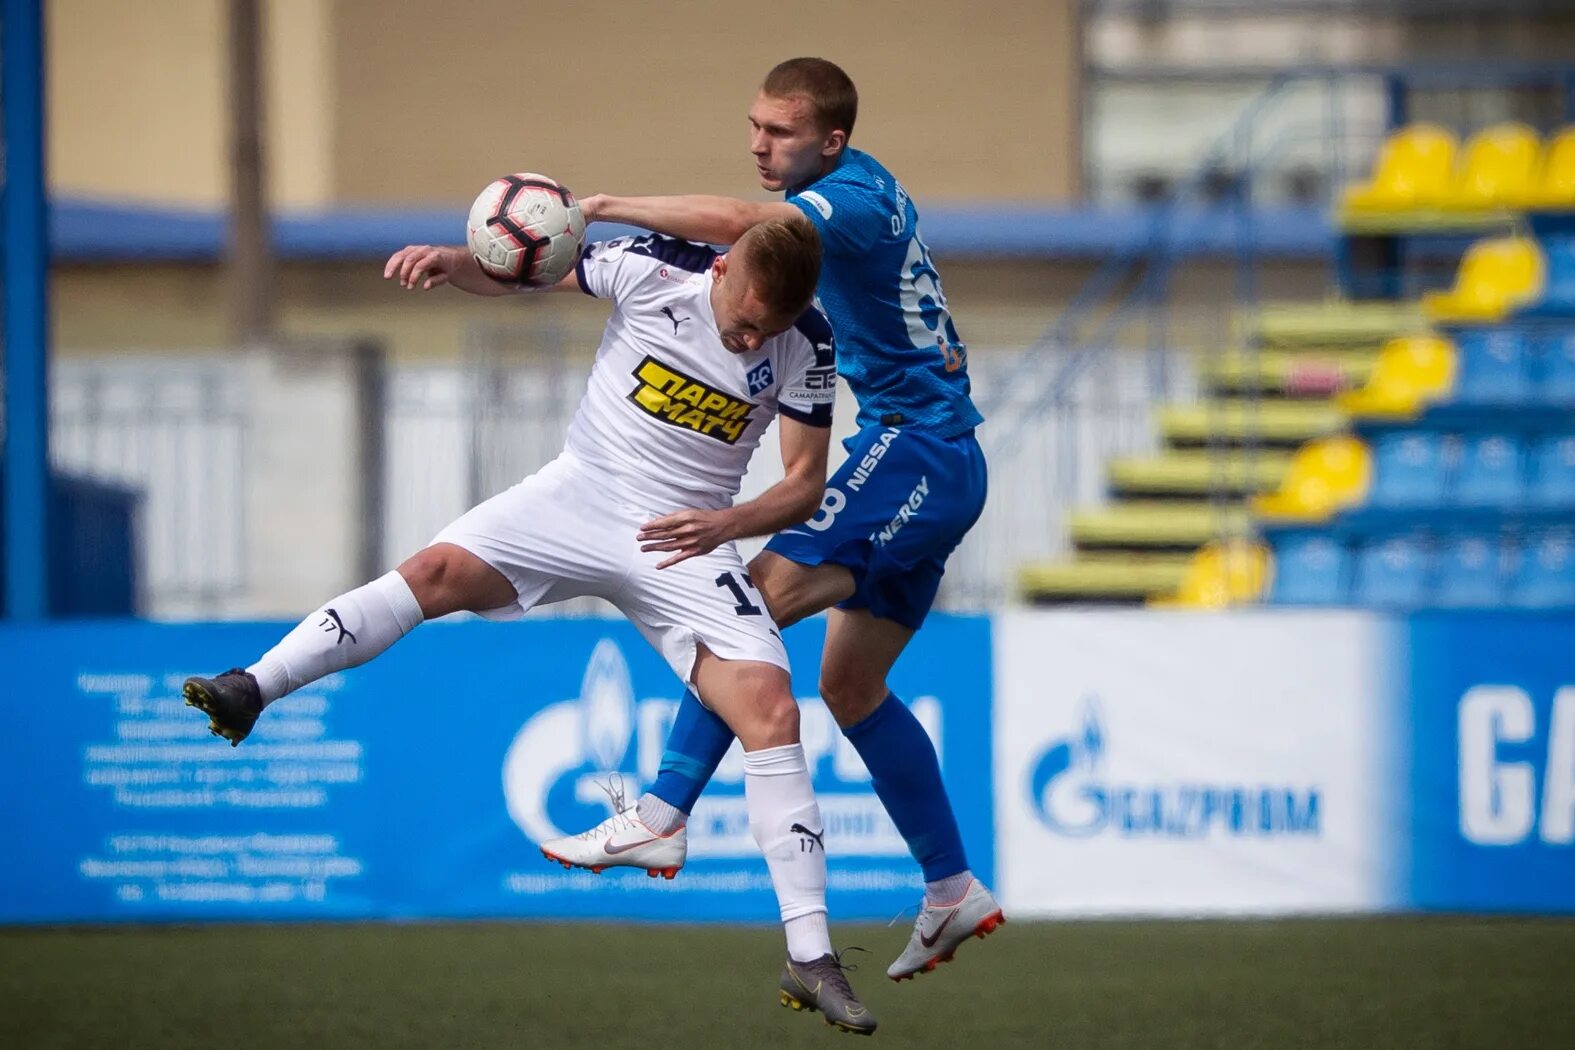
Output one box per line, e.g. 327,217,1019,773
183,669,263,747
779,952,878,1036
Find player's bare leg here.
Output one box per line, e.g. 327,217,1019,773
819,607,1005,980
184,544,515,745
747,550,855,628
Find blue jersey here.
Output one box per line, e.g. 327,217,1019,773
787,148,983,439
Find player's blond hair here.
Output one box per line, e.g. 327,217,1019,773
733,214,822,321
762,57,858,140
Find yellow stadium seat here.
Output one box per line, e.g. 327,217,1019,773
1149,541,1271,609
1446,122,1541,210
1337,335,1457,418
1343,124,1458,211
1252,435,1372,522
1423,236,1545,323
1520,126,1575,209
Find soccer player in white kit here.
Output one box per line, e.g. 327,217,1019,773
181,215,876,1033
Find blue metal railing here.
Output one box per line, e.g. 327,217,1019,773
978,72,1309,444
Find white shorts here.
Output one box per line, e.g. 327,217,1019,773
430,452,788,688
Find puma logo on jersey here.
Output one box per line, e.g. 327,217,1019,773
660,306,691,334
628,355,756,444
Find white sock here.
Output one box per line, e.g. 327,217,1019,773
247,570,425,705
635,793,688,836
926,870,974,907
744,743,832,963
784,912,830,963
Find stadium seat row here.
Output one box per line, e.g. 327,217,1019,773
1365,430,1575,509
1269,530,1575,609
1339,327,1575,418
1444,325,1575,403
1253,429,1575,522
1344,122,1575,212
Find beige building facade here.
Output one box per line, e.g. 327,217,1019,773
48,0,1082,210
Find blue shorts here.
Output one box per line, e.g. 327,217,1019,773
765,425,987,630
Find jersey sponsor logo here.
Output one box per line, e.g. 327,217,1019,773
746,359,775,395
847,428,900,493
797,190,834,220
799,364,837,405
872,475,929,545
627,355,756,444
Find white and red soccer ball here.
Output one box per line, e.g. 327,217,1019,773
466,173,586,287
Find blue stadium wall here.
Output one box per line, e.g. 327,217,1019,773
1,611,1570,923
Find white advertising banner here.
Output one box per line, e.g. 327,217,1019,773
994,610,1394,916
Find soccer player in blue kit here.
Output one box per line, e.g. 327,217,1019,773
542,57,1003,981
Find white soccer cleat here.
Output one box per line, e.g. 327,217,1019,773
887,879,1005,981
539,809,687,880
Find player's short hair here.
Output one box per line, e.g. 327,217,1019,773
733,214,822,320
762,57,858,141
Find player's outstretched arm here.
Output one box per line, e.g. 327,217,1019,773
582,195,802,247
637,416,830,569
382,244,581,296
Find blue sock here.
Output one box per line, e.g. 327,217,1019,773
649,689,734,814
843,693,968,882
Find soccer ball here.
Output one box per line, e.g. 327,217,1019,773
466,173,586,287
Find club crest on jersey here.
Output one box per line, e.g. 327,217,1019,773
628,355,756,444
746,360,775,395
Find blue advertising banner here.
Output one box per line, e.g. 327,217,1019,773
1404,613,1575,913
0,615,993,924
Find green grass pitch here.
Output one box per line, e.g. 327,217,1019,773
4,917,1572,1048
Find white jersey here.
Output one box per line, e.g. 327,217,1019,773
566,234,837,512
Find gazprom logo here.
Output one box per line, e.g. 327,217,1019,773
501,639,644,848
500,637,942,858
1027,698,1321,839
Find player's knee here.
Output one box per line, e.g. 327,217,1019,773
397,546,463,617
819,667,887,729
755,686,801,745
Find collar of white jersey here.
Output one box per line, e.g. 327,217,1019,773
696,263,719,337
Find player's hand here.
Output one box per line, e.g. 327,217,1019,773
383,244,464,290
578,193,606,223
638,509,735,569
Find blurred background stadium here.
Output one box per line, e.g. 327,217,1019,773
3,1,1574,1046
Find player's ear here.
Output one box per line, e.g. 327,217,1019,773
712,253,729,283
822,129,846,157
